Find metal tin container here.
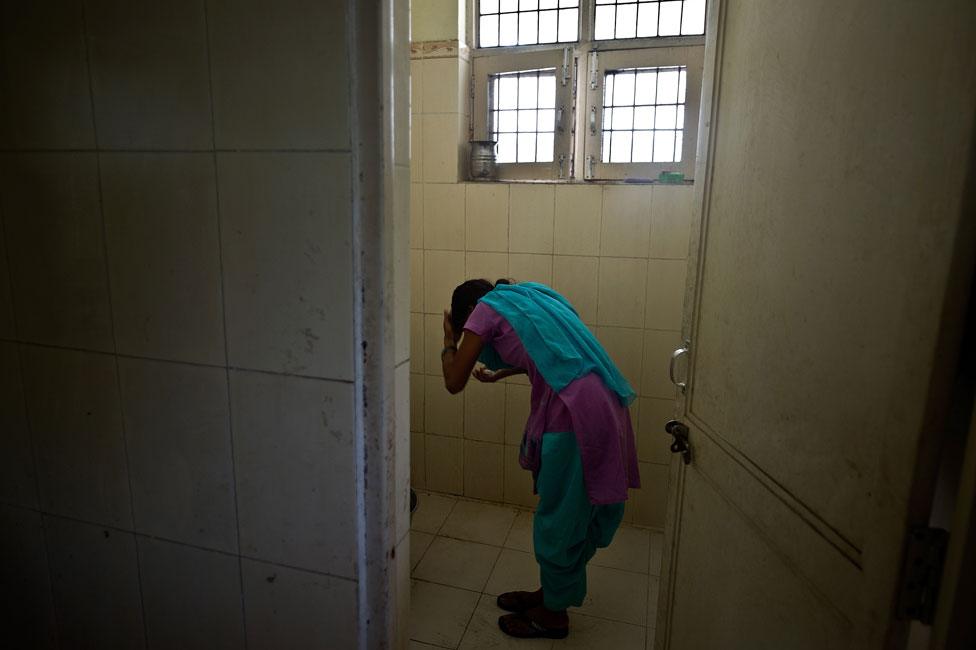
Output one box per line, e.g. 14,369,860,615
469,140,497,180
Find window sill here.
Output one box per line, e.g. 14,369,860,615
464,177,693,185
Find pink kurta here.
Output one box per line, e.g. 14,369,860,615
464,302,640,504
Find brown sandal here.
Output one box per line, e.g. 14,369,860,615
498,612,569,639
496,590,543,613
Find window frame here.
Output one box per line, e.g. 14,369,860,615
473,48,576,180
582,45,704,180
470,0,706,182
475,0,583,49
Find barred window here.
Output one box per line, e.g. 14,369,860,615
490,69,558,163
479,0,581,48
601,66,687,163
594,0,706,40
472,1,706,181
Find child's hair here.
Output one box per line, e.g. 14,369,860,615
450,278,512,334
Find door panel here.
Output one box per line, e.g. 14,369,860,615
670,469,851,650
682,423,862,615
689,0,975,554
660,0,976,647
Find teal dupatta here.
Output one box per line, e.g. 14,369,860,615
476,282,636,406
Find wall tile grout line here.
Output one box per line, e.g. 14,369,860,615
412,321,680,335
645,509,656,642
0,337,356,385
411,519,657,576
0,500,360,584
0,206,63,648
408,249,682,262
418,489,666,533
200,0,249,645
412,179,687,187
420,529,656,578
411,315,681,334
420,428,673,462
78,3,150,647
0,148,354,154
422,239,430,489
36,514,64,649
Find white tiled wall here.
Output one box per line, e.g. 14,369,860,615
411,0,463,43
0,153,114,352
409,32,693,528
0,1,408,647
100,153,226,365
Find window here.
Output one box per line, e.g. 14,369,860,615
584,46,702,178
593,0,706,40
471,0,706,181
473,49,575,180
478,0,580,47
601,67,687,164
490,69,558,163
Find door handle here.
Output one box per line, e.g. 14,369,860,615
669,342,690,393
666,420,692,465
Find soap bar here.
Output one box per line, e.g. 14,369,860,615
658,171,685,183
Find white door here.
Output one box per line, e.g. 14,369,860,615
656,1,976,648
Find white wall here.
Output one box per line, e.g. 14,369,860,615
0,0,409,647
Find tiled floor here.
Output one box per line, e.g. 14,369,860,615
409,492,662,650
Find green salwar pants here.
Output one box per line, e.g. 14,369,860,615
534,431,625,611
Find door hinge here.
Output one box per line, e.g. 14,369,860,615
588,52,599,90
572,57,579,98
584,154,595,179
561,48,571,86
895,525,948,624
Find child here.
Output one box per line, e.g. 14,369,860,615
439,279,640,639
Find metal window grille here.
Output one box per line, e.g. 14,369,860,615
490,68,558,163
601,66,687,163
594,0,706,40
479,0,580,48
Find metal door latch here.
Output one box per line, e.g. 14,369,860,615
665,420,692,465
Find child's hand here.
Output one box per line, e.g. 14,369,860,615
443,310,459,344
473,366,500,383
